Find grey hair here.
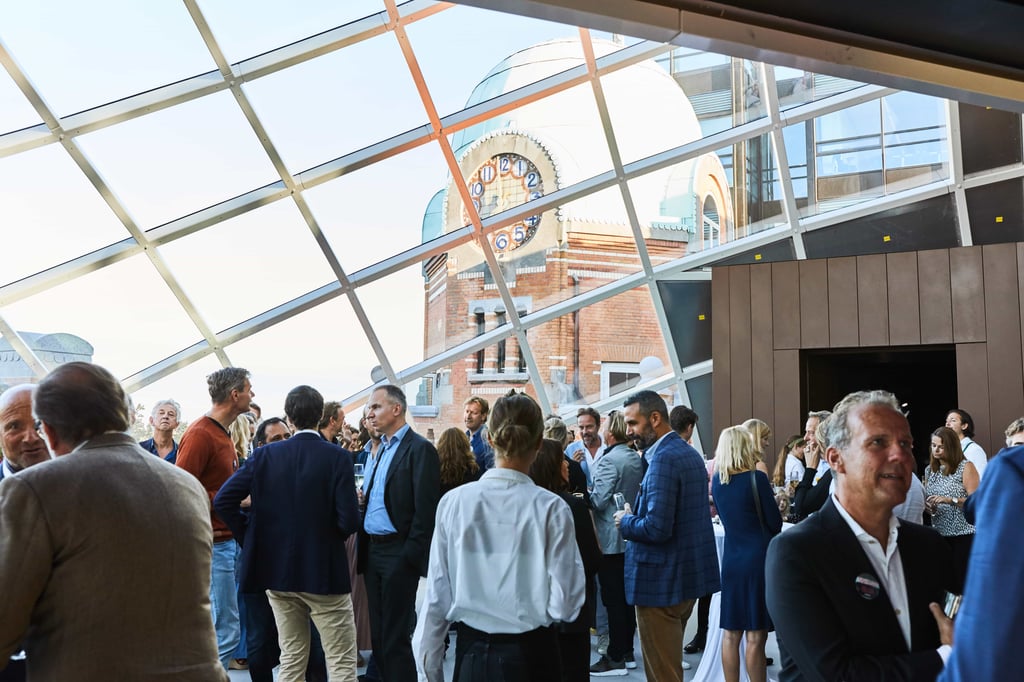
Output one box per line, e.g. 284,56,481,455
150,399,182,420
822,390,903,454
543,416,569,446
807,410,832,423
1005,417,1024,446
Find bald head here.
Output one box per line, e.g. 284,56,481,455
34,362,129,454
0,384,49,470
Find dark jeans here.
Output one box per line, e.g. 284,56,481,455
0,658,25,682
454,623,560,682
365,539,419,682
241,590,327,682
694,593,711,643
947,533,975,594
597,553,636,662
557,631,590,682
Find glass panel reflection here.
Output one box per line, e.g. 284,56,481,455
773,66,867,112
129,355,224,436
0,144,130,286
226,295,381,415
242,32,427,173
75,91,279,229
406,4,586,119
0,0,216,116
304,141,450,273
157,200,336,333
196,0,385,63
1,255,202,380
0,68,42,134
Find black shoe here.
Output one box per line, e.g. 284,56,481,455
683,637,705,654
766,657,775,666
590,655,627,677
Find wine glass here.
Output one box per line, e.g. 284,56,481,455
354,463,365,491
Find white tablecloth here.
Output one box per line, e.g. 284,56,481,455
689,521,788,682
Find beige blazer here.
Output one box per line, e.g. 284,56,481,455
0,432,225,681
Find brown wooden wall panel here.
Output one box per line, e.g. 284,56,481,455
857,254,889,347
950,246,986,343
887,252,922,345
773,349,801,464
729,266,753,422
712,266,732,443
772,261,800,349
983,244,1024,450
956,342,991,454
827,257,859,347
918,248,954,344
750,264,776,456
799,259,829,348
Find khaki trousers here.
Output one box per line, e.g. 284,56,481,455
266,590,357,682
635,598,696,682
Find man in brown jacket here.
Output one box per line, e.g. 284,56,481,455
0,362,224,681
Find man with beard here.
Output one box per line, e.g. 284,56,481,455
139,399,182,463
463,396,493,472
566,406,604,488
614,390,719,682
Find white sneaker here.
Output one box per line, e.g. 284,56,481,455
596,634,610,656
682,660,692,670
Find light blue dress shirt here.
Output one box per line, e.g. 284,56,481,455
363,423,409,535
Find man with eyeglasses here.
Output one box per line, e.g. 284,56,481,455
0,384,51,682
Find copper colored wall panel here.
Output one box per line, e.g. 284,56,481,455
950,246,986,343
857,254,889,347
799,259,829,348
956,342,991,454
887,251,922,345
729,266,753,422
772,261,801,350
773,349,801,454
918,249,954,344
983,244,1024,449
827,256,859,347
750,264,776,456
712,266,732,445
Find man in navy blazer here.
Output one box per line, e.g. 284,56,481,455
359,384,440,682
616,390,720,682
215,385,360,681
939,443,1024,681
766,390,954,682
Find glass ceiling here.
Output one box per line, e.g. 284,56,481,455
0,0,1018,443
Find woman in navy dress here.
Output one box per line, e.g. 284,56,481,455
712,426,783,682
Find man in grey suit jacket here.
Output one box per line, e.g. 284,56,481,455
589,409,644,675
766,390,954,682
0,362,224,682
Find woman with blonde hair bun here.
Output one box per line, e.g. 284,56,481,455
741,418,772,475
413,391,586,682
712,425,782,682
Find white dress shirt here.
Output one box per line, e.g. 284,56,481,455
959,437,988,480
784,454,806,484
412,468,585,682
832,495,912,650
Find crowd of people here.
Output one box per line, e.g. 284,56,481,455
0,361,1021,681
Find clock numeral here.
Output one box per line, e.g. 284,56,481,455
513,224,526,242
479,163,496,184
525,171,539,188
494,232,510,251
499,156,511,174
529,191,542,201
525,215,540,228
470,181,484,197
512,159,528,177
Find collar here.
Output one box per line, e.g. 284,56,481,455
832,493,900,555
645,430,673,459
381,423,410,450
480,467,533,485
295,428,320,437
2,458,19,477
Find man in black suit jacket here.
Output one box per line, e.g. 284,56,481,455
215,385,360,680
766,390,955,682
359,384,440,682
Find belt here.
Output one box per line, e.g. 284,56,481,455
455,622,551,643
368,533,401,544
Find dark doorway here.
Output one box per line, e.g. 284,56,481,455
801,345,957,471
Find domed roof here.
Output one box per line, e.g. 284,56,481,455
432,38,709,240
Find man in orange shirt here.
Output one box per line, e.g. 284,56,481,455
177,366,255,671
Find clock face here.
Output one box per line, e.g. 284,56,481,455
461,153,544,254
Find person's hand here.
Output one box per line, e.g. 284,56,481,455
929,602,954,646
805,441,821,469
572,450,584,463
357,488,365,507
614,503,632,528
240,495,252,509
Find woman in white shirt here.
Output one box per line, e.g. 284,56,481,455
413,391,586,682
945,408,988,479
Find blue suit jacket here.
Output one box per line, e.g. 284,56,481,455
939,445,1024,682
213,432,360,595
619,430,720,606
